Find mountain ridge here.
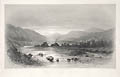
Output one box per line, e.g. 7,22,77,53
57,28,114,43
6,24,47,46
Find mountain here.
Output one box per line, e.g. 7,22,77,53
85,27,105,33
58,28,114,43
75,29,114,41
6,24,47,46
58,31,89,41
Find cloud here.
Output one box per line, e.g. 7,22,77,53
5,4,115,30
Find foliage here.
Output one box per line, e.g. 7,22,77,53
41,42,49,47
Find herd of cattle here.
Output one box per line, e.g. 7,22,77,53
24,50,105,64
26,52,81,63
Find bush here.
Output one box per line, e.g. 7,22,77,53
7,44,43,65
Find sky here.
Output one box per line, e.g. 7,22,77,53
5,4,116,35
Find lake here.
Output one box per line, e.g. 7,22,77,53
18,46,114,68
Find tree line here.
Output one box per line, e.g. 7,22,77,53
35,39,113,48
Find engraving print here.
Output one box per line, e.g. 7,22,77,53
5,4,115,68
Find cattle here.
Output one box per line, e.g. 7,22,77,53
38,53,44,57
56,58,59,62
71,58,74,61
46,56,54,62
71,58,79,62
85,54,89,57
67,58,71,62
74,58,79,62
27,53,33,59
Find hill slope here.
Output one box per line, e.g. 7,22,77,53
58,28,114,42
6,24,47,46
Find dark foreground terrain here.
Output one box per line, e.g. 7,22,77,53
5,45,115,68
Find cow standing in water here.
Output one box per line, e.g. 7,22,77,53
38,53,44,57
67,58,79,62
46,56,54,62
56,58,59,62
74,58,79,62
27,53,33,59
67,58,71,62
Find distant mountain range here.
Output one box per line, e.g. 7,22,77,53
6,24,114,46
85,27,105,33
6,24,47,46
57,28,114,43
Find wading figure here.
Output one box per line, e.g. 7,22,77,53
46,56,54,62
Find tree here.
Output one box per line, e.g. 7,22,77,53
41,42,49,47
51,42,60,47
